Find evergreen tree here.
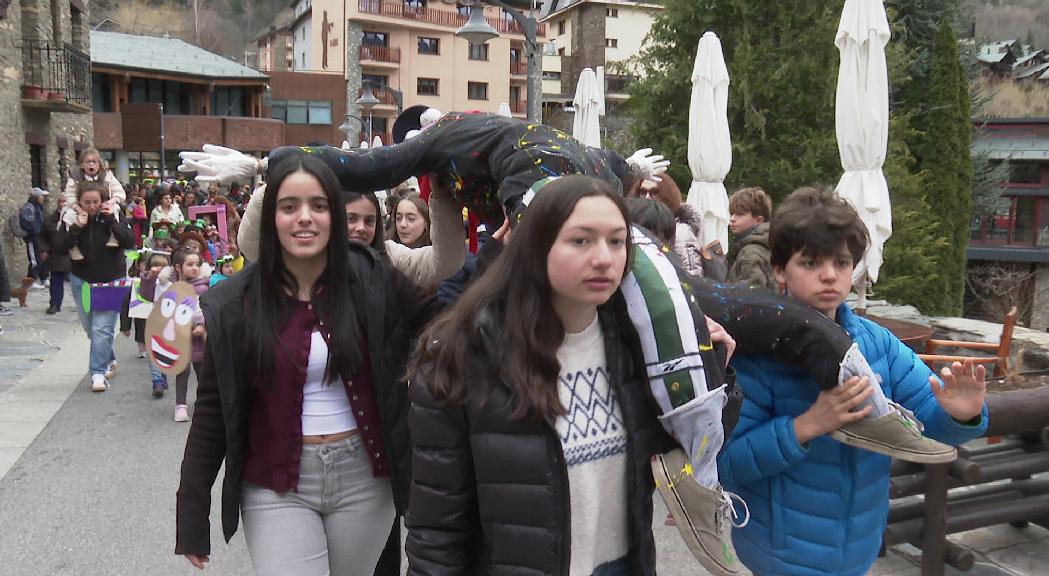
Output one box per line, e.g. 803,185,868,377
917,22,972,315
626,0,841,202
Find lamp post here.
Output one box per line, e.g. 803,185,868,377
451,0,542,123
356,80,380,145
338,114,364,148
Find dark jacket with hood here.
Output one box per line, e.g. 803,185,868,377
39,209,71,273
404,297,675,576
175,245,442,557
727,222,773,288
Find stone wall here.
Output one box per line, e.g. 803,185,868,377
343,21,363,146
1,0,94,283
1032,262,1049,332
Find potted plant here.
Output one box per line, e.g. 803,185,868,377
22,85,46,99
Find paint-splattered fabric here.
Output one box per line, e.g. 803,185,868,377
265,112,631,225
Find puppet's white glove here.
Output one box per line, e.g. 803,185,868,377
178,144,264,184
626,148,670,183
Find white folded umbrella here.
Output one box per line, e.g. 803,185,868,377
572,68,602,148
834,0,891,306
683,31,732,249
497,102,513,117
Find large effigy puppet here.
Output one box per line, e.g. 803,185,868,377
180,109,955,576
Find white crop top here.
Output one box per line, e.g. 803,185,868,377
301,331,358,436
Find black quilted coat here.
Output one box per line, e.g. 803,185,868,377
404,299,674,576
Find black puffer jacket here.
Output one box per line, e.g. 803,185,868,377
405,298,673,576
175,244,441,556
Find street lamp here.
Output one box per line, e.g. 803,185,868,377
338,114,364,147
450,0,542,123
356,80,380,145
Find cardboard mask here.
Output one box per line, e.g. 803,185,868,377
127,278,156,320
145,281,197,376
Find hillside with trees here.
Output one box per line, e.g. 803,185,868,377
88,0,289,61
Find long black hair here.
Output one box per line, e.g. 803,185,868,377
408,175,632,421
246,153,361,386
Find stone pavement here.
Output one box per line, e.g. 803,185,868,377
1,291,1048,575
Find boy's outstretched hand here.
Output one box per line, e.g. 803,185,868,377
929,359,986,423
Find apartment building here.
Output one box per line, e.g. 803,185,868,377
540,0,662,147
274,0,545,145
90,31,280,183
1,0,93,275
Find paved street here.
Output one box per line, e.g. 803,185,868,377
1,294,1047,575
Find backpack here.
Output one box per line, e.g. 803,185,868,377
8,211,26,239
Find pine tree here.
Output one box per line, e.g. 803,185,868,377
626,0,841,202
916,22,972,315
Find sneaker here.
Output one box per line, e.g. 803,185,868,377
137,350,147,359
0,305,12,317
652,449,748,576
152,382,165,399
830,402,958,464
104,360,119,380
44,279,50,288
174,404,189,422
31,282,47,291
46,305,60,315
91,374,110,392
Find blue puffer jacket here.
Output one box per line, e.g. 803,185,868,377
719,304,988,576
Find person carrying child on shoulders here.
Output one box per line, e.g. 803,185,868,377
719,186,988,576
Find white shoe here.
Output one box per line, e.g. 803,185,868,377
31,282,48,291
174,405,189,422
91,374,110,392
104,360,119,380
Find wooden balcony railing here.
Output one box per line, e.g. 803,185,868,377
510,99,527,114
360,44,401,63
360,85,400,106
357,0,545,36
21,40,91,109
510,59,528,75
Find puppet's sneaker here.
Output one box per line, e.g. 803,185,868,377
652,448,747,576
831,402,957,463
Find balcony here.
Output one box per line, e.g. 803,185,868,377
92,112,284,153
358,85,401,110
510,59,528,76
510,99,527,116
21,40,91,113
357,0,545,36
360,44,401,64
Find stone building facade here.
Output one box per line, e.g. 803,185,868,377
1,0,93,281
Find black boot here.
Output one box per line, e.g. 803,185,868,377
46,305,60,315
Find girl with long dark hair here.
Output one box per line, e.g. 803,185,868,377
176,154,440,575
405,176,701,575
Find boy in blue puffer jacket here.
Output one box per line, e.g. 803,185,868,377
719,186,989,576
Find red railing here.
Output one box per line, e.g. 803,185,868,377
970,223,1049,248
357,0,545,36
510,59,528,75
360,44,401,63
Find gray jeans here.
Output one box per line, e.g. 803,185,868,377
241,434,395,576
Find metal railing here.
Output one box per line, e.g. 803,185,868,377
21,40,91,107
357,0,545,36
970,226,1049,247
360,44,401,63
359,85,400,106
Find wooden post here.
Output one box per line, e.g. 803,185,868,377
920,463,949,576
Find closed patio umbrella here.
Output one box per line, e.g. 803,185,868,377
834,0,891,307
572,67,602,148
683,31,732,249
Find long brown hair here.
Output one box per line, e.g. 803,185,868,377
407,176,632,421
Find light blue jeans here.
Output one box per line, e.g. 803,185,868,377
69,274,118,377
241,434,395,576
